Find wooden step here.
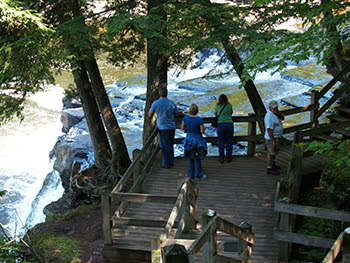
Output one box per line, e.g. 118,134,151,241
336,105,350,116
313,134,340,142
327,114,350,123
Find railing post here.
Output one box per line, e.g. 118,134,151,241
279,198,292,262
310,90,319,128
288,132,304,202
152,237,163,263
202,209,217,263
343,228,350,261
247,113,256,156
101,193,113,245
133,149,142,192
238,222,252,263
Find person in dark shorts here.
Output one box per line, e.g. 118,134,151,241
264,100,284,175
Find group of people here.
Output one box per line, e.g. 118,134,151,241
149,86,284,180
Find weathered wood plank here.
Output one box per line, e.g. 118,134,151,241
112,192,177,204
274,201,350,222
322,232,344,263
210,254,241,263
188,216,218,255
216,217,254,244
273,230,335,248
113,217,179,228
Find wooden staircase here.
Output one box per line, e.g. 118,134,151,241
312,97,350,142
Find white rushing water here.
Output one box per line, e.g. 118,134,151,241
0,51,331,236
0,85,65,236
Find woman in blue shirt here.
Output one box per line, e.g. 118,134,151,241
181,104,207,180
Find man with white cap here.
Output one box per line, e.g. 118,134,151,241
264,100,284,175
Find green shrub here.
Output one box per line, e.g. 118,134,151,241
304,139,350,203
0,234,27,263
29,234,81,263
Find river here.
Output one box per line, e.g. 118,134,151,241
0,52,332,236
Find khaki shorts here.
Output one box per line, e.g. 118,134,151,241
265,138,280,156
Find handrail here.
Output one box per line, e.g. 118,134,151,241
157,210,255,263
322,231,346,263
316,62,350,100
111,127,158,194
274,179,350,261
159,178,198,240
151,177,199,263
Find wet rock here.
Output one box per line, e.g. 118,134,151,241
43,192,74,216
60,107,85,133
50,127,93,193
62,97,81,109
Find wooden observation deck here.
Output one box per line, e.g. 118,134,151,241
101,64,350,263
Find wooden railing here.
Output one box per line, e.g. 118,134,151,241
274,180,350,262
322,228,350,263
154,209,255,263
102,127,160,245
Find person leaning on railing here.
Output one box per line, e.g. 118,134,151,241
181,104,207,180
148,86,182,169
214,94,234,163
264,100,284,176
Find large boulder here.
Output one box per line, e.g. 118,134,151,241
50,124,93,193
60,107,85,133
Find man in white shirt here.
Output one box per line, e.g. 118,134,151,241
264,100,284,175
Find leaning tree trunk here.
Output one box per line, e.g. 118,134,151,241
143,0,168,144
70,0,131,181
84,58,131,180
222,40,266,132
71,61,112,170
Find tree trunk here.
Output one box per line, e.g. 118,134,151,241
70,0,131,181
71,61,112,170
84,58,131,180
322,0,350,83
143,0,168,144
222,40,266,132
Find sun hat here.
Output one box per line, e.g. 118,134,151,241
269,100,278,108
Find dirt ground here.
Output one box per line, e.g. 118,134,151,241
32,205,104,263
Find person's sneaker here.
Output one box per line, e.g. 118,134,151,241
226,156,232,163
267,168,280,175
200,175,207,180
219,157,224,164
272,163,281,170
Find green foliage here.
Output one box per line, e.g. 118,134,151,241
0,234,26,263
0,190,6,197
29,234,81,263
45,213,66,223
46,205,99,223
0,0,58,125
243,0,350,77
304,139,350,200
63,83,79,102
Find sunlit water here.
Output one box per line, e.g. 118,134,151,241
0,51,333,236
0,85,65,235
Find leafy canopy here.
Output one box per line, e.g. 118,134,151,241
0,0,56,125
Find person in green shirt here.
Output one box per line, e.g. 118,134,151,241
214,94,233,163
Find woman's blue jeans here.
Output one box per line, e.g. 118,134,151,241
217,123,233,157
188,157,203,179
